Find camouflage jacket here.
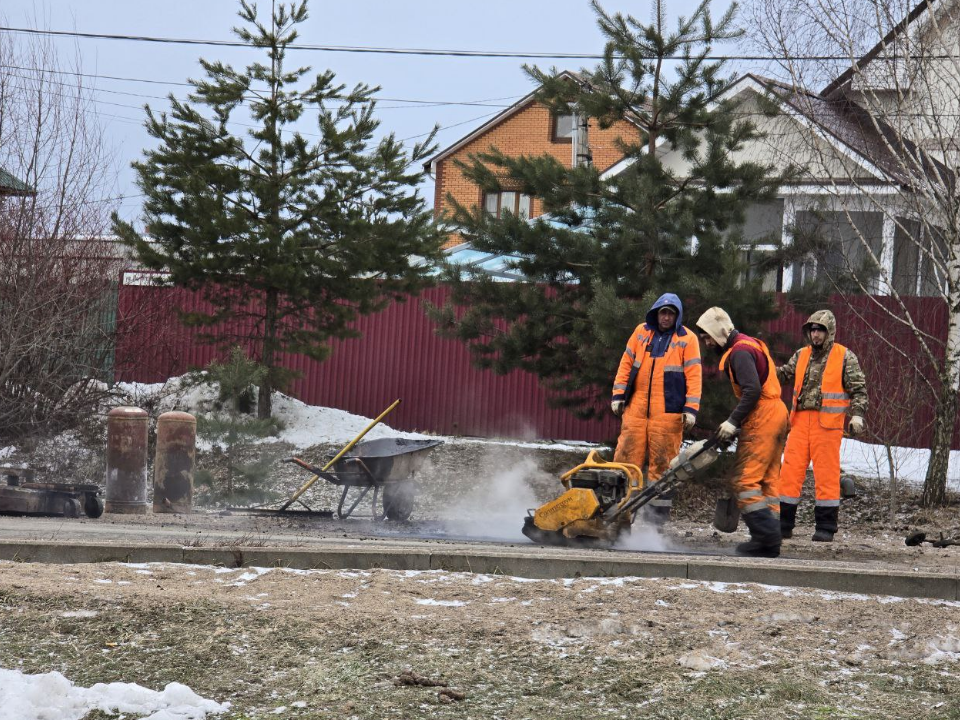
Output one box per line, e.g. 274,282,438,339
776,309,868,418
777,342,868,417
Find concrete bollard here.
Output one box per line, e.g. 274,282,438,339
104,406,149,514
153,411,197,514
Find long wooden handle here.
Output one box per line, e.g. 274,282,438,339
278,399,401,511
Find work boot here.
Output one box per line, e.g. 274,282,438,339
813,505,839,542
779,502,798,540
735,508,781,558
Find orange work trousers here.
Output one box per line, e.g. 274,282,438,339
730,398,789,515
779,410,842,503
614,412,683,485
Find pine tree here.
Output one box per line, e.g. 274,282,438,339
113,0,442,419
433,0,786,425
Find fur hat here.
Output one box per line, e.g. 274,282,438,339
695,307,735,347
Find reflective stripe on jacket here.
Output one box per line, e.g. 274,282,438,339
719,335,782,401
793,344,850,429
612,324,702,416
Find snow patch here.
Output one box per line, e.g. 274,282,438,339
678,650,725,671
840,438,960,488
0,668,228,720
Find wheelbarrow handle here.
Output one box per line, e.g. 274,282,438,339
283,457,323,474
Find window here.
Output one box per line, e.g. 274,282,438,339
741,247,782,292
892,218,920,296
483,191,531,219
552,113,576,142
791,210,883,291
727,201,785,291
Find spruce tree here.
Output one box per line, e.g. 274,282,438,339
113,0,442,419
433,0,786,426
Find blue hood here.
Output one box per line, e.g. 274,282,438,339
645,293,685,336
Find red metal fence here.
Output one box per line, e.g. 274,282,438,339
115,278,621,442
115,275,959,448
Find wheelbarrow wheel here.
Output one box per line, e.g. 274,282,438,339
383,481,416,522
62,498,81,519
84,493,104,519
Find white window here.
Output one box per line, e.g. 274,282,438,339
553,113,576,141
483,191,532,219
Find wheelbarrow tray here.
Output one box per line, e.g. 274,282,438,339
324,438,444,487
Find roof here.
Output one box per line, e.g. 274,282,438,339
443,242,526,282
423,70,587,174
821,0,944,96
0,166,34,197
725,74,949,187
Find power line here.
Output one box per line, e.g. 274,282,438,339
0,63,521,108
0,25,925,61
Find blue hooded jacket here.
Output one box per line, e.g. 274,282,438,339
644,293,685,358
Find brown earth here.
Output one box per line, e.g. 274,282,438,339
1,554,959,719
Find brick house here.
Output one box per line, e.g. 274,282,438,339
423,71,641,247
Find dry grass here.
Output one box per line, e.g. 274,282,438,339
2,561,959,719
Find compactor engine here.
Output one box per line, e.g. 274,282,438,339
521,438,722,548
568,468,629,511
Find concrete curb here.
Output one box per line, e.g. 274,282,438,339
0,540,955,602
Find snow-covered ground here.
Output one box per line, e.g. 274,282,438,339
0,667,228,720
840,437,960,487
111,376,597,452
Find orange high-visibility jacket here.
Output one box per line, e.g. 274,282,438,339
612,325,702,417
792,344,850,429
720,335,782,400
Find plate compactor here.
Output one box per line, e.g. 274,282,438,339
521,437,723,548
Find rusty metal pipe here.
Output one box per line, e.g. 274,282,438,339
153,411,196,514
104,406,149,514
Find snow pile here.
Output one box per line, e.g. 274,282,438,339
841,437,960,488
0,668,229,720
113,376,429,449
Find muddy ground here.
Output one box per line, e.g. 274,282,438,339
2,435,960,718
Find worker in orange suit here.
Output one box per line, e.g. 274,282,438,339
611,293,702,522
777,310,868,542
696,307,789,558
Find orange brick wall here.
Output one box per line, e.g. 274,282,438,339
432,101,639,246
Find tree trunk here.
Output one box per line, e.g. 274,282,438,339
921,382,958,507
885,443,897,526
924,303,960,506
258,288,279,420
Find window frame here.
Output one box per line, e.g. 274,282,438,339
551,112,576,143
482,190,532,220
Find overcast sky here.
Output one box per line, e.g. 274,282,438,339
1,0,738,222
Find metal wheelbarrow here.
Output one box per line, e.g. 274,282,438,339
284,438,443,521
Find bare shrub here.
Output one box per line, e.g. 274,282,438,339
0,21,124,440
